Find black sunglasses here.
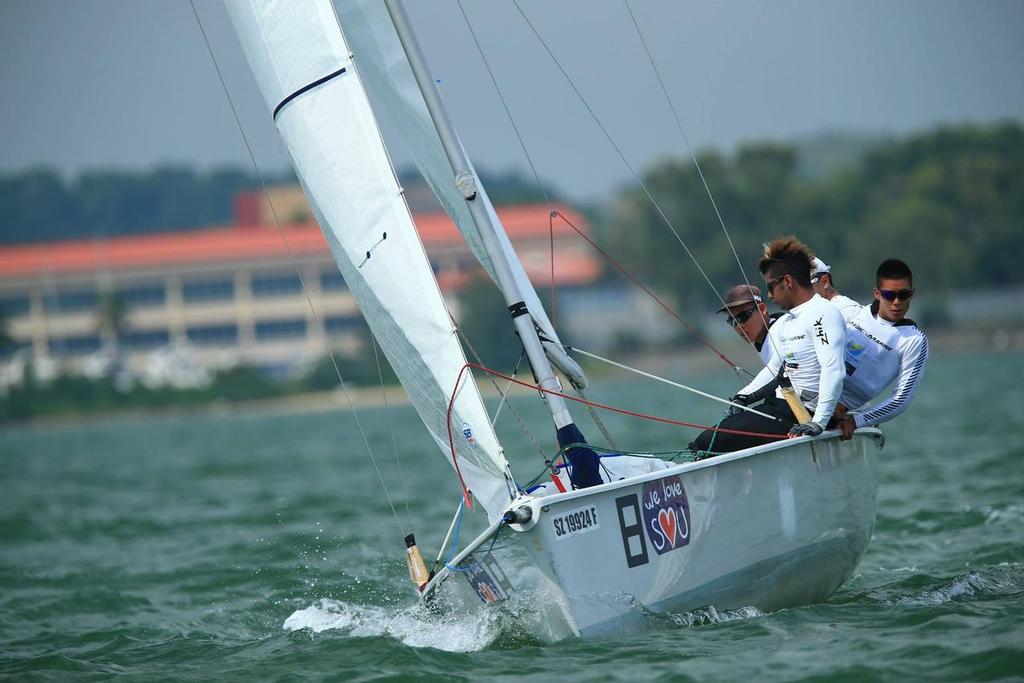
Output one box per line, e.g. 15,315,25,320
765,276,785,294
879,288,915,301
727,307,757,327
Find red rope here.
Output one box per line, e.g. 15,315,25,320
548,210,557,326
551,210,744,373
446,363,476,509
444,361,786,505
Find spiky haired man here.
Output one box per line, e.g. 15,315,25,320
691,236,847,454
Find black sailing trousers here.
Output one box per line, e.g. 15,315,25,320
689,396,796,455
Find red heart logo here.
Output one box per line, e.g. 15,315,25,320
658,507,677,547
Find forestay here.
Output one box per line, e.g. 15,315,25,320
225,0,514,520
335,0,569,354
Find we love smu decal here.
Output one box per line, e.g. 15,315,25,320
641,475,691,554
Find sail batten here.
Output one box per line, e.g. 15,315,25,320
226,0,513,521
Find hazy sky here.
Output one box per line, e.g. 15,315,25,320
2,0,1022,200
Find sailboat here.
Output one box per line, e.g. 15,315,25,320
223,0,883,641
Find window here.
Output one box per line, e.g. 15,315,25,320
45,289,98,314
320,270,346,292
183,278,234,303
119,329,170,350
254,318,307,341
48,335,101,356
187,324,238,346
251,272,302,298
0,295,30,317
119,284,165,308
324,315,361,335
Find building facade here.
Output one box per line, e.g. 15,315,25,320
0,196,600,383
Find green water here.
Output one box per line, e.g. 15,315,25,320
2,351,1022,681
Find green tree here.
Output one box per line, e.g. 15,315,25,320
456,272,525,370
604,122,1024,313
0,309,13,355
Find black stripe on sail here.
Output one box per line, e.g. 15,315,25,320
273,67,347,121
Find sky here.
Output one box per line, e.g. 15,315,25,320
2,0,1023,201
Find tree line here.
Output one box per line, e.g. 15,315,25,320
604,121,1023,313
3,123,1017,301
0,166,552,244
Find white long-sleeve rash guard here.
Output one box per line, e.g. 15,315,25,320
738,293,847,427
839,305,929,428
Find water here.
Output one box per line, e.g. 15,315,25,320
2,351,1022,681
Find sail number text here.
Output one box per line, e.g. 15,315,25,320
552,506,600,540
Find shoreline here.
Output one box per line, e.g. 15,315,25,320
4,328,1021,430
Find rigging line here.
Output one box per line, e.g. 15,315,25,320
622,0,779,365
548,210,557,326
455,0,552,208
455,322,546,460
456,0,561,327
449,363,789,455
370,335,414,531
190,1,405,537
489,350,523,428
433,498,465,573
510,1,755,347
568,346,779,421
576,388,620,451
460,1,749,378
552,210,751,376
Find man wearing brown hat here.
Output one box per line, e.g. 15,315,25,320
717,284,782,366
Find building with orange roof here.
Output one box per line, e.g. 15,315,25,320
0,191,601,381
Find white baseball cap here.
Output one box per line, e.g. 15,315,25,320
810,257,831,278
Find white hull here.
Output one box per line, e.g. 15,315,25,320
426,429,883,641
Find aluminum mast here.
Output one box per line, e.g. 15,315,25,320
383,0,575,431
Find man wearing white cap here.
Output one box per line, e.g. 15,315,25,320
810,257,861,319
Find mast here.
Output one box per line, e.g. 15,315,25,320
383,0,574,431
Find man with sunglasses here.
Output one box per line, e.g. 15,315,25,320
717,284,783,365
690,237,846,454
834,258,929,438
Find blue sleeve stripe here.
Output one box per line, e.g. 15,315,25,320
859,337,927,423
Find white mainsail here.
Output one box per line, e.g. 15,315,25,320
335,0,573,358
225,0,514,520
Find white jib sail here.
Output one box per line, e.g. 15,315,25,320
335,0,570,355
225,0,514,521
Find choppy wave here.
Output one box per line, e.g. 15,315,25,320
889,568,1024,608
282,598,505,652
983,504,1024,525
5,353,1024,679
665,604,765,628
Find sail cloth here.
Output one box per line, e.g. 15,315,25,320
334,0,574,360
225,0,514,521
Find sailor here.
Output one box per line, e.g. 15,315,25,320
834,258,929,438
690,237,846,454
716,284,782,365
810,257,862,318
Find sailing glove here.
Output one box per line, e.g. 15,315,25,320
726,393,751,416
788,422,824,437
